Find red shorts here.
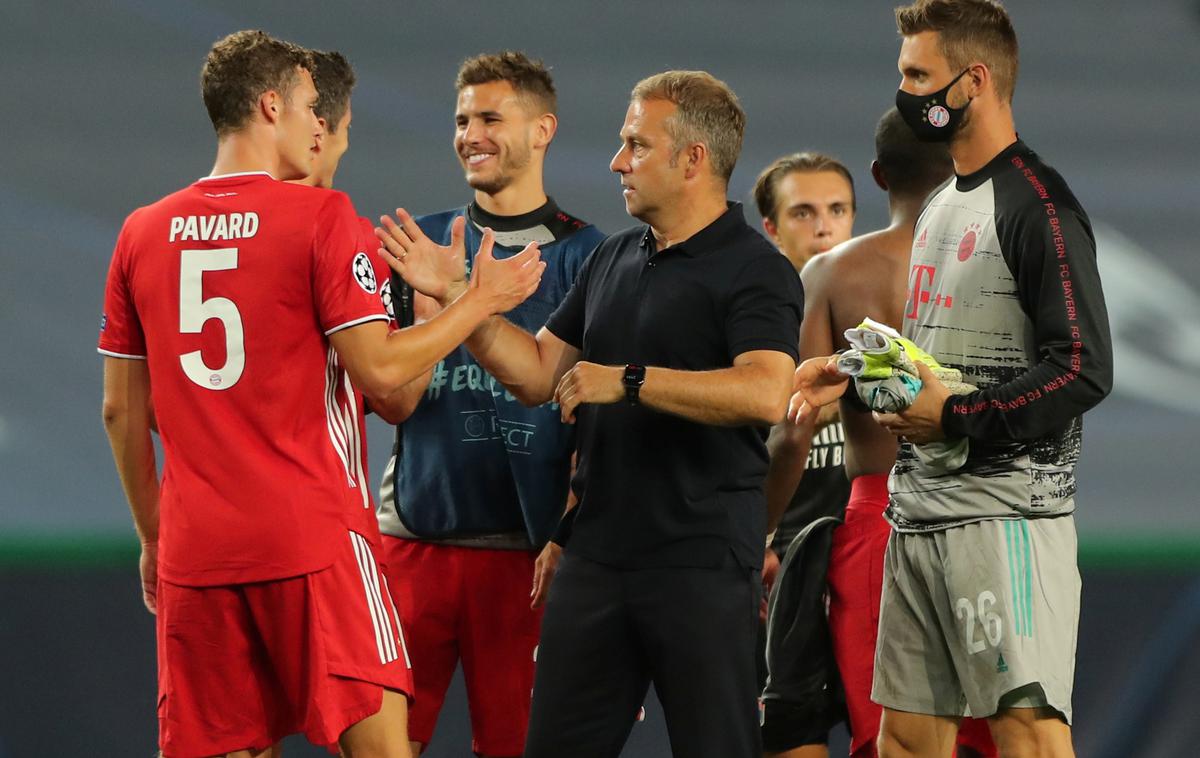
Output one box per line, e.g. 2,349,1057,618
156,531,413,757
828,474,996,758
382,538,542,756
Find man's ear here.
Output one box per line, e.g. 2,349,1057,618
259,89,282,125
533,112,558,150
966,61,991,99
682,142,707,180
870,160,888,192
762,216,780,246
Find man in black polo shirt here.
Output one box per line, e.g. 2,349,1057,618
379,70,802,757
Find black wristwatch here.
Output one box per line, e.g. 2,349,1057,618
623,364,646,405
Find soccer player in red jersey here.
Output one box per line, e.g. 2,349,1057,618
291,48,423,510
291,49,394,310
98,30,543,758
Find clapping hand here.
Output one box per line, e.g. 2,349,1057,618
376,209,467,303
469,227,545,315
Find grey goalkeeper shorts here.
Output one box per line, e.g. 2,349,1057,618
871,516,1079,723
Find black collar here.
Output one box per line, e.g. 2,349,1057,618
955,139,1029,192
468,197,560,233
638,202,747,257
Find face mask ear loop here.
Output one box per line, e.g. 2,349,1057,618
948,68,973,109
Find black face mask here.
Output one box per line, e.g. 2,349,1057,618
895,69,971,142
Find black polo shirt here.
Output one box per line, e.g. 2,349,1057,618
545,203,802,570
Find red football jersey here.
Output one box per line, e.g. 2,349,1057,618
99,172,389,586
358,215,399,329
334,215,399,542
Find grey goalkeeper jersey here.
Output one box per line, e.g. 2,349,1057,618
888,141,1113,532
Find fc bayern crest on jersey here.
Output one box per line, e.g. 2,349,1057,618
958,223,981,261
927,105,950,128
352,252,377,294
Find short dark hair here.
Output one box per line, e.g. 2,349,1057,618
310,50,355,134
631,70,745,184
895,0,1019,103
201,30,310,137
874,107,954,198
752,152,856,222
455,51,557,115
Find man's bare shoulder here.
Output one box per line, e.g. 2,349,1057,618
818,226,914,338
801,227,908,293
826,226,911,269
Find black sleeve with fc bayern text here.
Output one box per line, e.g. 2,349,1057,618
941,157,1113,441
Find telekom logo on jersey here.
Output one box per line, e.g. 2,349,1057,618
906,264,955,321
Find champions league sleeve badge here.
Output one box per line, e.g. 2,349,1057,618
379,278,395,321
352,252,378,294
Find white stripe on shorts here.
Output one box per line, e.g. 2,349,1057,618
380,574,412,668
349,532,397,665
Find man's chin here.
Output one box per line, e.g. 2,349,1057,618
625,201,652,224
278,164,309,183
466,171,509,196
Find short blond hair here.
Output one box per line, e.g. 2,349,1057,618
631,70,745,183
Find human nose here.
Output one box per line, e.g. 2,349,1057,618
610,145,629,174
462,118,485,145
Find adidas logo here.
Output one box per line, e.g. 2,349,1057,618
996,653,1009,673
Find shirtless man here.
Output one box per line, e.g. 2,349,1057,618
777,108,994,758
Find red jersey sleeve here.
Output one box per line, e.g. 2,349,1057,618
313,193,389,335
357,215,399,329
97,218,147,359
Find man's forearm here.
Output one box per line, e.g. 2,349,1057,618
464,317,558,406
370,369,433,425
639,364,789,427
114,423,160,545
102,363,160,545
334,289,491,400
765,420,814,533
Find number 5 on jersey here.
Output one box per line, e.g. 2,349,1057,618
180,248,244,390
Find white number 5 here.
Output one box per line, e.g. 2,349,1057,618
179,248,244,390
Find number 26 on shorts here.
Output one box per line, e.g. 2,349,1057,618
955,590,1002,654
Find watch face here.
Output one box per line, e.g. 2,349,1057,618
624,364,645,404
